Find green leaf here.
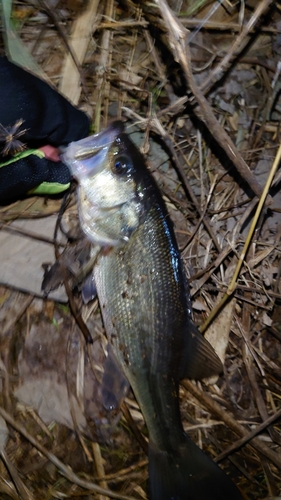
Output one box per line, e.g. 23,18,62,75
0,0,47,79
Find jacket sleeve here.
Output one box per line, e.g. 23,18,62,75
0,149,71,203
0,56,90,203
0,56,90,150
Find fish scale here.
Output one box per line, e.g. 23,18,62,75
94,202,187,450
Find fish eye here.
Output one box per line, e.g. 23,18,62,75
112,154,132,175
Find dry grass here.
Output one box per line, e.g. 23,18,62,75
1,0,281,498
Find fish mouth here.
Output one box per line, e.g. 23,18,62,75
62,120,125,178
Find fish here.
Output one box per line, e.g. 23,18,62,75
62,121,243,500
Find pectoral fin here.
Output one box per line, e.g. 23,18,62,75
180,320,223,380
81,273,97,304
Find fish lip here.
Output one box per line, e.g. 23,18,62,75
61,120,125,178
73,120,124,156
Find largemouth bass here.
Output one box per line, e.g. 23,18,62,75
62,121,243,500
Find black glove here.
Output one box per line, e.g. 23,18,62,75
0,56,90,203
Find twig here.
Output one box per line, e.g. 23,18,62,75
0,223,64,247
0,450,35,500
92,442,109,500
37,0,89,98
240,231,281,452
198,143,281,333
200,0,274,94
1,294,34,337
215,406,281,462
154,0,269,201
59,0,100,105
98,19,148,29
156,96,188,118
0,407,137,500
99,459,148,482
121,402,148,454
181,172,217,252
65,324,94,459
184,0,224,46
189,244,233,296
93,0,115,132
54,193,93,344
180,18,277,34
182,380,281,471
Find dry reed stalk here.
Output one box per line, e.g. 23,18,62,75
59,0,100,105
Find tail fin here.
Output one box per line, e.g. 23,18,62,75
149,434,243,500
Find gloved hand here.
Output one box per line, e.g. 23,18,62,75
0,56,90,203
